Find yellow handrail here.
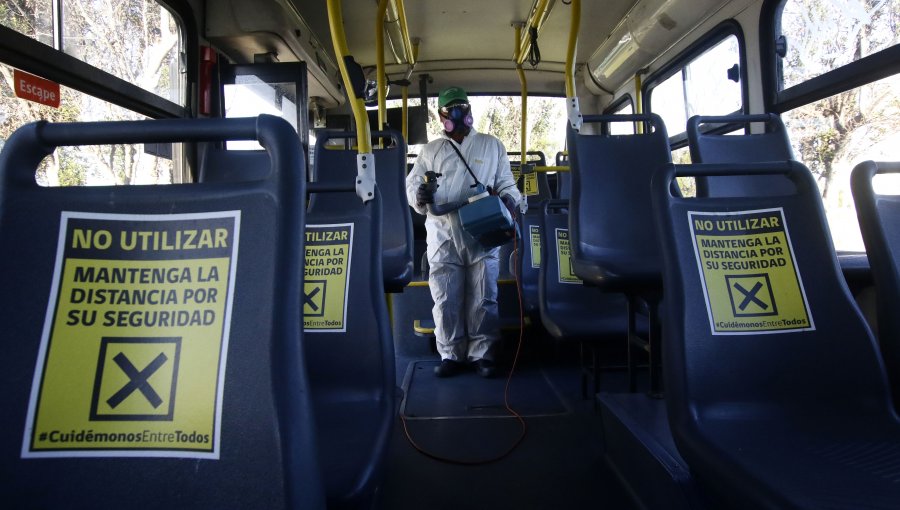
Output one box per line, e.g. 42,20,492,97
327,0,371,153
514,24,528,168
564,0,580,98
395,0,416,66
635,71,644,134
376,0,389,133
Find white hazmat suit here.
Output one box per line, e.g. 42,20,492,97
406,128,522,362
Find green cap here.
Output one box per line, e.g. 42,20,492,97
438,86,468,108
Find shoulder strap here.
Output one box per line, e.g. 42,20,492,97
445,140,482,189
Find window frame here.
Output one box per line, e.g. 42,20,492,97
643,20,748,148
760,0,900,113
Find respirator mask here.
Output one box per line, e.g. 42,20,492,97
440,103,473,135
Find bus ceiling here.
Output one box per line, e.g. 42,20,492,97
204,0,738,104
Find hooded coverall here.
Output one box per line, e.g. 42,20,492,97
405,128,522,362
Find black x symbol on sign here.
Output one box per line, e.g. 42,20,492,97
107,352,167,409
734,281,768,311
304,286,321,311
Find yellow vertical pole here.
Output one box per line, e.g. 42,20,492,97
327,0,372,153
564,0,581,133
376,0,389,144
564,0,579,99
514,24,528,169
635,72,644,134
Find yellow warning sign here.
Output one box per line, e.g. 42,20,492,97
512,166,521,184
689,208,813,334
555,228,581,284
23,211,239,458
304,223,353,332
529,225,541,268
523,172,539,196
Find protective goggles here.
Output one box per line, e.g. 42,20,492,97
439,103,471,117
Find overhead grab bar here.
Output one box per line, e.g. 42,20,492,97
516,0,552,66
377,0,418,143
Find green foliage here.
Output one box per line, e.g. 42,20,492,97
475,96,565,158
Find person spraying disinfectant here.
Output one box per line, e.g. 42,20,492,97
406,86,524,378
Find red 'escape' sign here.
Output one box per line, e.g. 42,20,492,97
14,69,61,108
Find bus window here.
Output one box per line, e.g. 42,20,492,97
0,63,177,186
61,0,183,104
778,0,899,89
774,0,900,251
781,74,900,251
0,1,189,185
672,146,695,197
0,0,54,46
649,31,744,138
395,96,568,162
607,97,635,135
2,0,184,105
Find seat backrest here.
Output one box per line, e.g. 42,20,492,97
508,151,550,313
313,130,413,292
652,161,890,422
304,182,395,503
538,199,628,340
515,210,543,314
554,151,570,199
851,160,900,410
508,151,552,205
687,114,795,197
0,116,324,509
568,114,671,289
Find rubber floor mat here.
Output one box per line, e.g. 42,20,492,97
400,360,569,419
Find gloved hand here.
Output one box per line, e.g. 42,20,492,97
416,182,436,207
501,194,517,220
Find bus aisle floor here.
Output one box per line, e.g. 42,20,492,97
380,331,639,510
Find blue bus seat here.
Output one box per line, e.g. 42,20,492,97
689,114,871,295
568,114,672,394
539,199,633,397
0,116,325,509
687,114,795,197
509,151,551,316
313,130,413,293
852,160,900,412
652,161,900,509
305,180,395,507
569,114,670,291
598,392,706,510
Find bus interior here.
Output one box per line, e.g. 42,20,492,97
1,0,900,508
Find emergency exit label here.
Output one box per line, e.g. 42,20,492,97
14,69,60,108
23,211,239,458
555,228,581,284
304,223,353,332
689,208,813,335
529,225,541,268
